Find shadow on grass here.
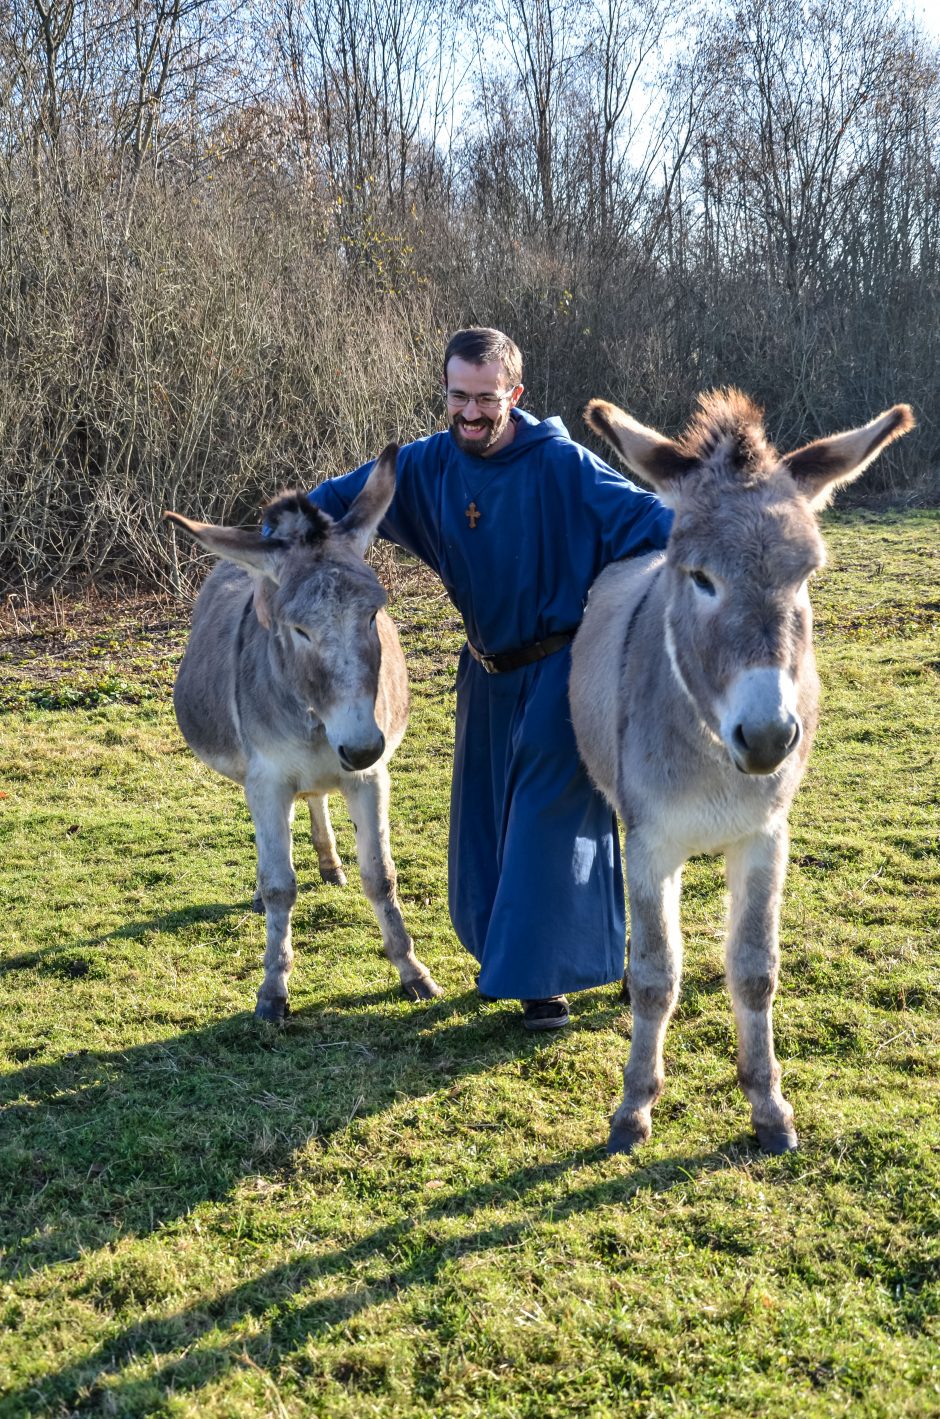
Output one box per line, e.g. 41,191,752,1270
0,900,753,1413
0,960,634,1284
0,902,253,976
2,1142,749,1415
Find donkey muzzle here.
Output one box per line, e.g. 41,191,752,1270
338,733,386,772
721,668,802,776
730,715,801,774
327,697,386,773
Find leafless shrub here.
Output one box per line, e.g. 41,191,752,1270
0,0,936,596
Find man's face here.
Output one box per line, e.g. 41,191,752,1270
444,356,523,457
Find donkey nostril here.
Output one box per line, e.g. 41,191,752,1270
337,736,385,772
733,717,800,764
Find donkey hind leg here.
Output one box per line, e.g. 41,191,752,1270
609,838,684,1154
246,776,298,1022
306,793,347,886
725,829,798,1154
342,769,443,1001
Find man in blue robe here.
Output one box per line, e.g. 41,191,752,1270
304,328,673,1029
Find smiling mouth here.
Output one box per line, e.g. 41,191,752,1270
458,418,490,435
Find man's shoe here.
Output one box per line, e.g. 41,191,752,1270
521,996,570,1031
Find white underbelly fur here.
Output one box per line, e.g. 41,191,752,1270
626,758,789,858
195,737,389,796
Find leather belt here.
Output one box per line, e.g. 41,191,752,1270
467,628,577,675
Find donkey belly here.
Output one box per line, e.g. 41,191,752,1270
173,656,247,783
172,564,255,782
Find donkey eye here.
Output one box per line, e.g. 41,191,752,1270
293,625,311,642
369,612,378,627
690,568,717,596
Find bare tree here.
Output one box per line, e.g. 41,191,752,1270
268,0,457,210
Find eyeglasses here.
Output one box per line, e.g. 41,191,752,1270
445,388,517,411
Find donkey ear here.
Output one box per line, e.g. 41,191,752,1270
782,405,915,508
584,399,695,491
337,443,398,557
164,512,286,581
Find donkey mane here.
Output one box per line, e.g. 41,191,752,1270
677,388,776,481
263,491,333,545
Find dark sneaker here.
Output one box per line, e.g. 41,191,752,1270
521,996,570,1031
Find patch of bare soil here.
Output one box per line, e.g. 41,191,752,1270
0,555,452,708
0,592,190,689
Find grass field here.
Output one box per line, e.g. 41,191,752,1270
1,511,939,1417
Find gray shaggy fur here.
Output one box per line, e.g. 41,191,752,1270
167,446,441,1020
572,392,914,1154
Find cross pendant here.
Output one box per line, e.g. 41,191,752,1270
465,502,481,530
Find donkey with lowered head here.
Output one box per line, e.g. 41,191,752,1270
571,391,914,1154
167,446,442,1021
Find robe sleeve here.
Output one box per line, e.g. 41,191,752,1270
572,442,673,570
305,439,443,573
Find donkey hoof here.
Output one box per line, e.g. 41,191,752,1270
756,1125,798,1155
607,1119,648,1155
321,866,347,887
255,995,289,1023
401,975,444,1002
251,891,265,914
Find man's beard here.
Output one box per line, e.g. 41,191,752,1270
449,408,510,456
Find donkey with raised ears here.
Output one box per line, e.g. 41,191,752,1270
571,392,914,1155
166,445,442,1021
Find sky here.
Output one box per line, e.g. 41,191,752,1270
913,0,940,34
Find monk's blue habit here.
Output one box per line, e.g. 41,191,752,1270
308,410,673,999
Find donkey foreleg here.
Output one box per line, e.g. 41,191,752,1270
246,774,298,1022
305,793,347,886
342,770,443,1001
610,837,684,1154
725,827,797,1154
251,799,295,913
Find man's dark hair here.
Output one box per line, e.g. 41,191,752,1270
443,328,523,388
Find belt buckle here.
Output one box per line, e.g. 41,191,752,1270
481,655,498,674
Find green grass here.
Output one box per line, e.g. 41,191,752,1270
1,512,939,1417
